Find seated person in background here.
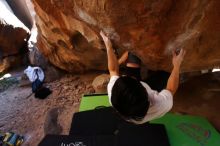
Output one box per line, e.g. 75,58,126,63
100,31,186,124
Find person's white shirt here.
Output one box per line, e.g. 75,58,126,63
107,75,173,124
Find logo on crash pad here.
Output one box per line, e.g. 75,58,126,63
61,142,86,146
177,122,211,146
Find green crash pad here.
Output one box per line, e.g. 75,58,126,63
79,94,110,112
79,94,220,146
151,114,220,146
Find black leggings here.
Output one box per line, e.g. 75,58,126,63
125,66,141,81
124,68,170,92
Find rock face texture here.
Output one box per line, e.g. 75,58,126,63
6,0,33,29
0,0,30,72
33,0,220,73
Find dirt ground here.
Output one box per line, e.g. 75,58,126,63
0,70,220,146
0,71,96,146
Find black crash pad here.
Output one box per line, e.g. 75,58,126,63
70,107,170,146
38,135,115,146
39,107,170,146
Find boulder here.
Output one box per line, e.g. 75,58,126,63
32,0,220,73
43,65,62,83
6,0,33,29
28,45,63,82
92,74,110,93
0,0,30,72
0,56,24,73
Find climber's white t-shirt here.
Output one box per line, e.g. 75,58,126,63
107,76,173,124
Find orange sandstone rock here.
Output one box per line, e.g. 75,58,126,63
33,0,220,73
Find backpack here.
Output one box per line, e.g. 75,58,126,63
32,69,43,93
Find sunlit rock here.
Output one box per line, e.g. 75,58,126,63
0,0,30,72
